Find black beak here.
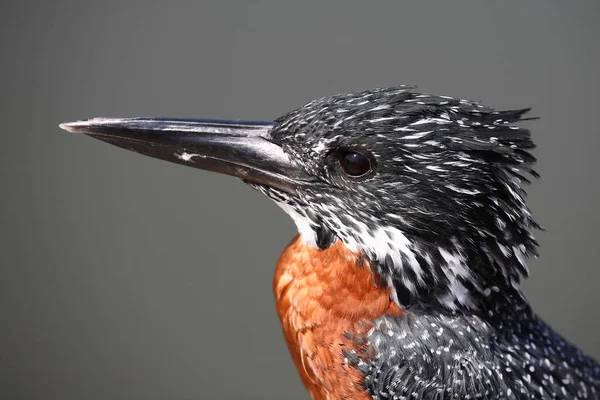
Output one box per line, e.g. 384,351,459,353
59,117,312,193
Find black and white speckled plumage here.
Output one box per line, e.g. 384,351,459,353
250,86,600,398
356,304,600,399
265,86,539,312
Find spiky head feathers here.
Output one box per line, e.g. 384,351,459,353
262,86,539,312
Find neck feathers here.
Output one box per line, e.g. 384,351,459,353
291,218,534,315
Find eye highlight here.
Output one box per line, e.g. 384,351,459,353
339,150,372,177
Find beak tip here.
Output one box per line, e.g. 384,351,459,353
59,122,76,132
59,118,104,134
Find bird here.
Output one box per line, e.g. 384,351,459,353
60,86,600,399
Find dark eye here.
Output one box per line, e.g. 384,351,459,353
339,151,371,177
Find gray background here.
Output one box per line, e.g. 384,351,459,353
1,1,599,399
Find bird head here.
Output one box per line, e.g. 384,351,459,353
60,86,539,314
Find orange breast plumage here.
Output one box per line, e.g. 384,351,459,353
273,236,403,400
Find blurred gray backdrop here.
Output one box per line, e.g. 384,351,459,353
1,1,599,399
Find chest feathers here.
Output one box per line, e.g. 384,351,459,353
273,236,402,400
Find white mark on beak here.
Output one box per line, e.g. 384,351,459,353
175,152,203,162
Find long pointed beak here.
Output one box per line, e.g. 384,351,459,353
59,117,312,193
